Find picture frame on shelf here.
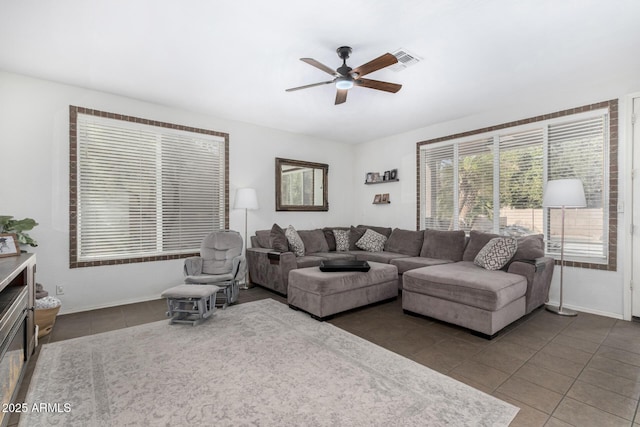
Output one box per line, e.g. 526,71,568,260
371,172,381,182
373,194,381,204
0,233,20,257
366,172,373,183
390,169,398,180
383,171,390,181
381,193,389,203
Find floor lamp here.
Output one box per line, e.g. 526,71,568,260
234,188,259,290
542,179,586,316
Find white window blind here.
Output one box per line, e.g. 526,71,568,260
76,113,226,263
419,108,609,264
421,144,455,230
547,116,607,259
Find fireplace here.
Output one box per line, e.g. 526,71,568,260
0,254,35,427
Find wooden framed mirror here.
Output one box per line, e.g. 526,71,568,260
275,158,328,211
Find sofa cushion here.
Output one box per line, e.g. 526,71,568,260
356,225,393,238
298,229,330,255
420,229,466,261
390,257,452,275
285,225,305,257
333,229,350,251
348,226,367,250
384,228,424,256
295,255,326,268
403,261,527,311
462,230,500,261
474,237,518,270
255,230,272,249
352,251,409,264
308,252,357,261
269,223,289,252
356,229,387,252
508,234,544,264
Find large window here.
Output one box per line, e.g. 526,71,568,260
418,100,617,270
70,106,229,268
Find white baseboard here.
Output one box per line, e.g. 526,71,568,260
545,301,624,320
58,294,163,315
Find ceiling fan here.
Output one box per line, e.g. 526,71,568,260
285,46,402,105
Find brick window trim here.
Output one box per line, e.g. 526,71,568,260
69,105,230,269
415,99,618,272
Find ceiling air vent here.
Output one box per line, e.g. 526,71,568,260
389,48,421,72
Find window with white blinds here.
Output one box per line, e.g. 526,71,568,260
70,108,228,267
418,107,610,265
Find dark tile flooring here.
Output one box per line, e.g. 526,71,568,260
11,287,640,427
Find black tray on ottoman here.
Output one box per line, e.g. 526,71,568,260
319,260,371,272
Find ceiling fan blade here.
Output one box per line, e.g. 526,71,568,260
286,80,335,92
300,58,339,76
355,78,402,93
351,53,398,77
335,89,348,105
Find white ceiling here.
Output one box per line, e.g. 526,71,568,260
1,0,639,144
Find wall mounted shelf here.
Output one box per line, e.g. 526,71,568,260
365,179,399,185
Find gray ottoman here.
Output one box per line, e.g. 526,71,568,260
288,261,398,320
161,284,220,326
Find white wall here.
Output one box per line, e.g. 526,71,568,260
0,71,354,313
354,96,633,319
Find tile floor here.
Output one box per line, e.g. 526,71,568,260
11,286,640,427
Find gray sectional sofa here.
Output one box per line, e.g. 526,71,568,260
246,225,554,337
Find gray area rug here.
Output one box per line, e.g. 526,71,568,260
21,299,518,426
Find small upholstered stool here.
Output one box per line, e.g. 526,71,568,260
161,284,220,326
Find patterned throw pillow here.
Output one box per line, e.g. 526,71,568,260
333,229,350,252
474,237,518,270
285,225,305,257
355,229,387,252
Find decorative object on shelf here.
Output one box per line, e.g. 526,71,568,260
542,178,586,317
373,194,381,204
0,216,38,248
234,188,259,290
381,193,389,203
373,194,390,204
0,233,20,257
364,169,398,184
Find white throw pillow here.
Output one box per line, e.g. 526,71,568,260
333,229,350,252
285,225,305,257
355,229,387,252
474,237,518,270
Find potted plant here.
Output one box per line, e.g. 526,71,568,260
0,216,38,248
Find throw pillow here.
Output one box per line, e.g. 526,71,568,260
474,237,518,271
333,229,350,252
355,229,387,252
348,226,367,250
285,225,305,257
269,223,289,252
462,230,500,261
298,229,329,254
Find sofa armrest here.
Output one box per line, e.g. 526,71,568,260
508,256,555,314
184,257,203,276
246,248,297,295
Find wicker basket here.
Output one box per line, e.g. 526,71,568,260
35,306,60,338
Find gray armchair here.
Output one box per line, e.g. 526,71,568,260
184,230,246,308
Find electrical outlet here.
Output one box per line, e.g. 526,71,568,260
56,285,64,295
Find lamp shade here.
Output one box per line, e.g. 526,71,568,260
543,179,587,208
234,188,259,210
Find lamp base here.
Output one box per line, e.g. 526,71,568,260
545,305,578,317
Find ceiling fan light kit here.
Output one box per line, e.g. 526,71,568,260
286,46,402,105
